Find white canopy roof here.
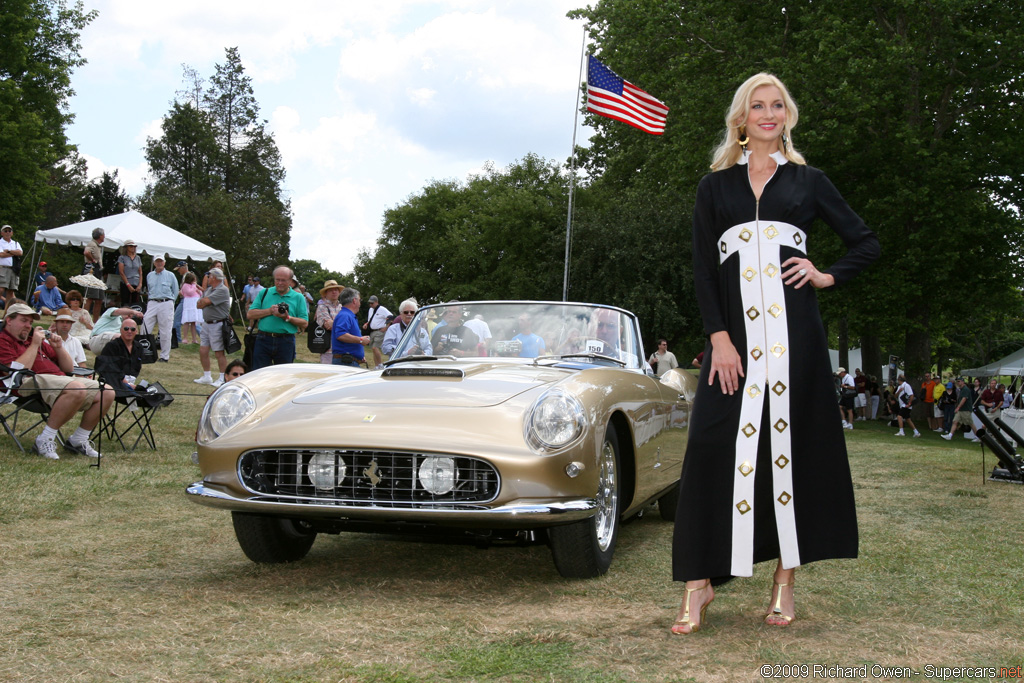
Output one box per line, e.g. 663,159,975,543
961,347,1024,377
34,210,225,262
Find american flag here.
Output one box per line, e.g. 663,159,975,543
585,55,669,135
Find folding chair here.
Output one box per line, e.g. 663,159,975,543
97,379,173,452
0,365,65,453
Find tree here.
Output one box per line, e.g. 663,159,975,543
81,170,131,220
139,48,291,283
353,154,569,304
0,0,95,227
569,0,1024,374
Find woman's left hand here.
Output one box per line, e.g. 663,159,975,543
782,257,835,290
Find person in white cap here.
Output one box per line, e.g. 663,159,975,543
142,254,178,362
0,303,114,459
0,224,23,302
48,309,87,367
117,239,142,306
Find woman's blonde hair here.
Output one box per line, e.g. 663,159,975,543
710,73,806,171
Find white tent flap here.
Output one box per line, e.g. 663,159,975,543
961,347,1024,377
34,210,225,262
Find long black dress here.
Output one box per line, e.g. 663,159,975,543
673,151,880,583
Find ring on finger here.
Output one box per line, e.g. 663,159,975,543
798,268,807,276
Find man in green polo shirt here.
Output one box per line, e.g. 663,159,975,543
246,265,308,370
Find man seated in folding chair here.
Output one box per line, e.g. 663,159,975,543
95,317,166,451
0,303,114,459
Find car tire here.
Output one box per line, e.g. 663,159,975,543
549,423,620,578
657,481,680,521
231,512,317,563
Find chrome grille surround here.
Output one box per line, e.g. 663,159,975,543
238,449,500,506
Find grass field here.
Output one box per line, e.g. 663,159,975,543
1,333,1022,682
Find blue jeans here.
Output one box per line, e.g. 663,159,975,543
173,301,183,341
252,334,296,370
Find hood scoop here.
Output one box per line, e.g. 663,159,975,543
382,367,465,379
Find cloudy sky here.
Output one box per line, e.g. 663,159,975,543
67,1,593,274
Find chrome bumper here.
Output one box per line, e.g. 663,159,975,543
186,482,597,527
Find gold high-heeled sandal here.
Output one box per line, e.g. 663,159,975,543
672,580,712,635
765,581,794,626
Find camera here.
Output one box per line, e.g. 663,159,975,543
276,302,289,315
43,330,51,339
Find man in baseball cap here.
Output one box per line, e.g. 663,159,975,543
142,254,178,362
0,303,114,459
0,224,23,301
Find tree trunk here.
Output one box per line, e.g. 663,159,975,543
860,333,882,382
838,315,849,370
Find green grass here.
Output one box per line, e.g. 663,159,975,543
0,333,1022,682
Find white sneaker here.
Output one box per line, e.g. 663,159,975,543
33,436,59,460
194,376,214,385
942,433,952,440
964,432,973,439
933,428,944,432
212,378,224,388
66,439,101,458
913,432,921,438
895,431,905,436
969,435,981,442
842,420,849,428
844,423,853,430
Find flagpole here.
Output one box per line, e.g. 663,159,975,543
562,27,587,302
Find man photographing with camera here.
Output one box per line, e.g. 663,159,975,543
246,265,308,370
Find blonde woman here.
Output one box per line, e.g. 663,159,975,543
671,73,880,634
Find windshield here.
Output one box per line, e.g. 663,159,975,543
389,302,642,369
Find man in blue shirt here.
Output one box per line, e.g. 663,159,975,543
142,255,179,362
32,275,66,315
332,287,370,367
34,261,50,288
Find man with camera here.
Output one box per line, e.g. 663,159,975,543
0,303,114,459
246,265,308,370
194,267,231,387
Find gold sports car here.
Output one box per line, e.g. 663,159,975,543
187,301,695,577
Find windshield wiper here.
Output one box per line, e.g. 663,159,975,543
536,352,627,367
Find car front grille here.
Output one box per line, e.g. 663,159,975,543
238,449,500,506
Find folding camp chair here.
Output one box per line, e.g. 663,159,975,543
97,379,173,452
0,365,65,453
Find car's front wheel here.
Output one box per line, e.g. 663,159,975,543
549,423,620,578
231,512,317,563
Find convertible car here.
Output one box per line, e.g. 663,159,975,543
187,301,696,577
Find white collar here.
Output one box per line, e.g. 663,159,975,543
737,150,788,166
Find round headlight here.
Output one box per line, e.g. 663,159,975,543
418,456,456,495
197,382,256,444
308,452,346,491
526,390,585,450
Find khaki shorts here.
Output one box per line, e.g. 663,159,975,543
0,265,17,289
953,410,973,427
20,374,102,410
370,328,386,349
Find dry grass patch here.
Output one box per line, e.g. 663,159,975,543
1,347,1022,682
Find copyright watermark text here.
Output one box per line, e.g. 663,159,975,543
759,664,1023,679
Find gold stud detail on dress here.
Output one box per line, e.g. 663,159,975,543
739,228,752,242
794,233,803,245
739,462,754,477
764,224,779,240
747,384,761,399
720,241,728,254
747,306,760,321
751,346,763,361
768,303,783,318
774,418,789,433
772,381,787,395
777,491,792,506
764,263,779,278
742,423,757,438
736,499,752,515
743,267,757,282
775,454,790,469
771,342,786,358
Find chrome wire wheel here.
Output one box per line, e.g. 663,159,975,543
594,438,619,552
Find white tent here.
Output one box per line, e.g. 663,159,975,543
33,210,225,262
961,347,1024,377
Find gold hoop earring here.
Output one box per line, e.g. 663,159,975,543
737,126,749,148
